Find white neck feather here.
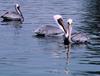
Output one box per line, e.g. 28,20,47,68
53,15,65,32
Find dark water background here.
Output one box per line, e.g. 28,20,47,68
0,0,100,76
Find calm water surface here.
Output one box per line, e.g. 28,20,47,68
0,0,100,76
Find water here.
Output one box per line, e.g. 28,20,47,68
0,0,100,76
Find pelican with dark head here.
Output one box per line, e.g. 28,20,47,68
53,15,89,45
1,4,24,22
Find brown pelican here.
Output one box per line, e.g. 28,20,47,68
53,15,89,45
1,4,24,22
34,25,63,37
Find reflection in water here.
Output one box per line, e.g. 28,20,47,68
1,21,22,36
64,44,71,64
63,44,72,75
1,21,22,26
1,21,22,44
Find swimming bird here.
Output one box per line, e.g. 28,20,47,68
34,25,63,37
1,4,24,22
53,15,89,45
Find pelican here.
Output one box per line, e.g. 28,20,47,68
1,4,24,22
34,25,63,37
53,15,89,45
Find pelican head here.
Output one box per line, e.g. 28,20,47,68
15,4,20,8
53,15,62,21
53,15,67,33
67,18,73,25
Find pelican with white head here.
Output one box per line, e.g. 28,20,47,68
15,4,20,15
67,18,73,42
1,4,24,22
53,15,65,32
15,4,24,22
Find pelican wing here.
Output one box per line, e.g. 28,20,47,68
34,25,63,36
3,12,21,18
1,11,22,21
71,32,89,43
